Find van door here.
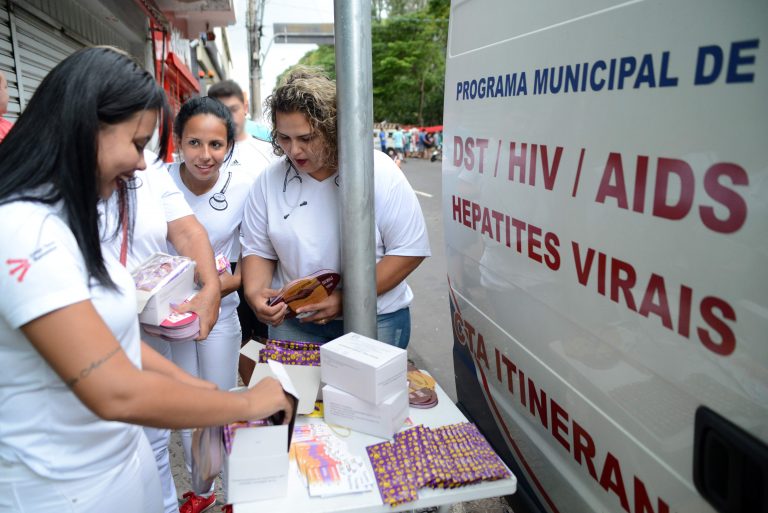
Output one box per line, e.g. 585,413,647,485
443,1,767,512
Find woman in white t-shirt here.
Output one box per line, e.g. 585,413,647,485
163,96,254,507
240,66,431,348
0,47,294,513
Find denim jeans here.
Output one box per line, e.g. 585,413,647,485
269,307,411,348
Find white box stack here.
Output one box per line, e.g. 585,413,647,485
320,332,408,438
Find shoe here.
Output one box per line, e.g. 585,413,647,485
221,506,232,513
179,491,216,513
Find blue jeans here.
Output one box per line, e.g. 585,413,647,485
269,307,411,348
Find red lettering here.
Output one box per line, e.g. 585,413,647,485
544,232,561,271
610,257,637,310
501,353,517,395
540,144,563,191
573,420,597,479
471,202,481,230
698,296,736,355
491,210,505,243
596,152,629,209
678,284,693,338
476,333,489,369
652,157,694,220
700,162,748,233
527,224,543,263
527,378,548,429
634,476,670,513
481,207,493,238
511,218,526,253
509,142,528,183
632,155,649,212
572,242,596,286
550,398,570,452
461,198,471,227
599,451,630,513
638,273,673,329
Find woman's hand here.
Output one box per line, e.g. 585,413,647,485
245,377,295,424
177,283,220,340
252,287,289,327
297,289,342,325
218,269,240,297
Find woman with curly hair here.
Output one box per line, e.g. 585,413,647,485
240,66,430,348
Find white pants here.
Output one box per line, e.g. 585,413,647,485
143,330,180,513
170,310,241,474
0,431,161,513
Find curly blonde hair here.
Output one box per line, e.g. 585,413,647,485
266,66,338,171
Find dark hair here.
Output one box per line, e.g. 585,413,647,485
173,96,236,162
0,46,171,288
207,80,245,104
265,66,338,171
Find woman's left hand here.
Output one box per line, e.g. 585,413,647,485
179,283,221,340
218,270,240,297
297,289,343,325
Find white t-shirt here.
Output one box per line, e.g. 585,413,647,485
225,136,276,261
168,162,253,318
0,200,143,480
241,150,431,314
101,150,193,272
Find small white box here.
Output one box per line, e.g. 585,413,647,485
224,424,289,503
137,263,196,325
320,332,407,403
323,384,409,439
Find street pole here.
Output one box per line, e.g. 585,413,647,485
334,0,377,339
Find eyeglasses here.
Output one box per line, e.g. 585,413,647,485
209,171,233,211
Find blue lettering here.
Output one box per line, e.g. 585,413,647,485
659,51,678,87
534,68,548,94
618,56,636,89
634,54,656,88
727,39,759,83
695,45,723,85
590,60,606,91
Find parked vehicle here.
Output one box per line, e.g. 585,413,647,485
442,2,767,513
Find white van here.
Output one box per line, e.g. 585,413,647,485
442,1,767,512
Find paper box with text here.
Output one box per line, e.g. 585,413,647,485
224,361,298,504
322,384,409,439
320,332,407,404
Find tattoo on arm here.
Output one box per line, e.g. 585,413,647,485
65,345,122,388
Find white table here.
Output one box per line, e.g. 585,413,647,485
233,379,517,513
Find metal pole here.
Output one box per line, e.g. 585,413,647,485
334,0,377,339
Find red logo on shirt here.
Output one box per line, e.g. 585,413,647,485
7,258,30,282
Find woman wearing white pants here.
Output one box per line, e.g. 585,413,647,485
166,96,254,511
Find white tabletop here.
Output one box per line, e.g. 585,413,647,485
233,378,517,513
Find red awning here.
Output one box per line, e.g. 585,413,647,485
422,125,443,133
165,52,200,93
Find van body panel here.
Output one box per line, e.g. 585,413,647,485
443,1,767,512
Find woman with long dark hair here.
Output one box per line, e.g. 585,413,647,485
0,47,293,513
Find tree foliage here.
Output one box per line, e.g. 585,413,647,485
278,0,449,126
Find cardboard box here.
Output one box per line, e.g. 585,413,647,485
240,339,322,415
137,262,196,325
224,423,290,503
322,384,409,439
224,361,299,503
320,332,407,403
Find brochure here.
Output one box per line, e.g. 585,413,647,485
268,269,341,319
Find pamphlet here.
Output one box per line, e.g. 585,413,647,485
268,269,341,319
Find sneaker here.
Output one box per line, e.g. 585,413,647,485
221,506,233,513
179,491,216,513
